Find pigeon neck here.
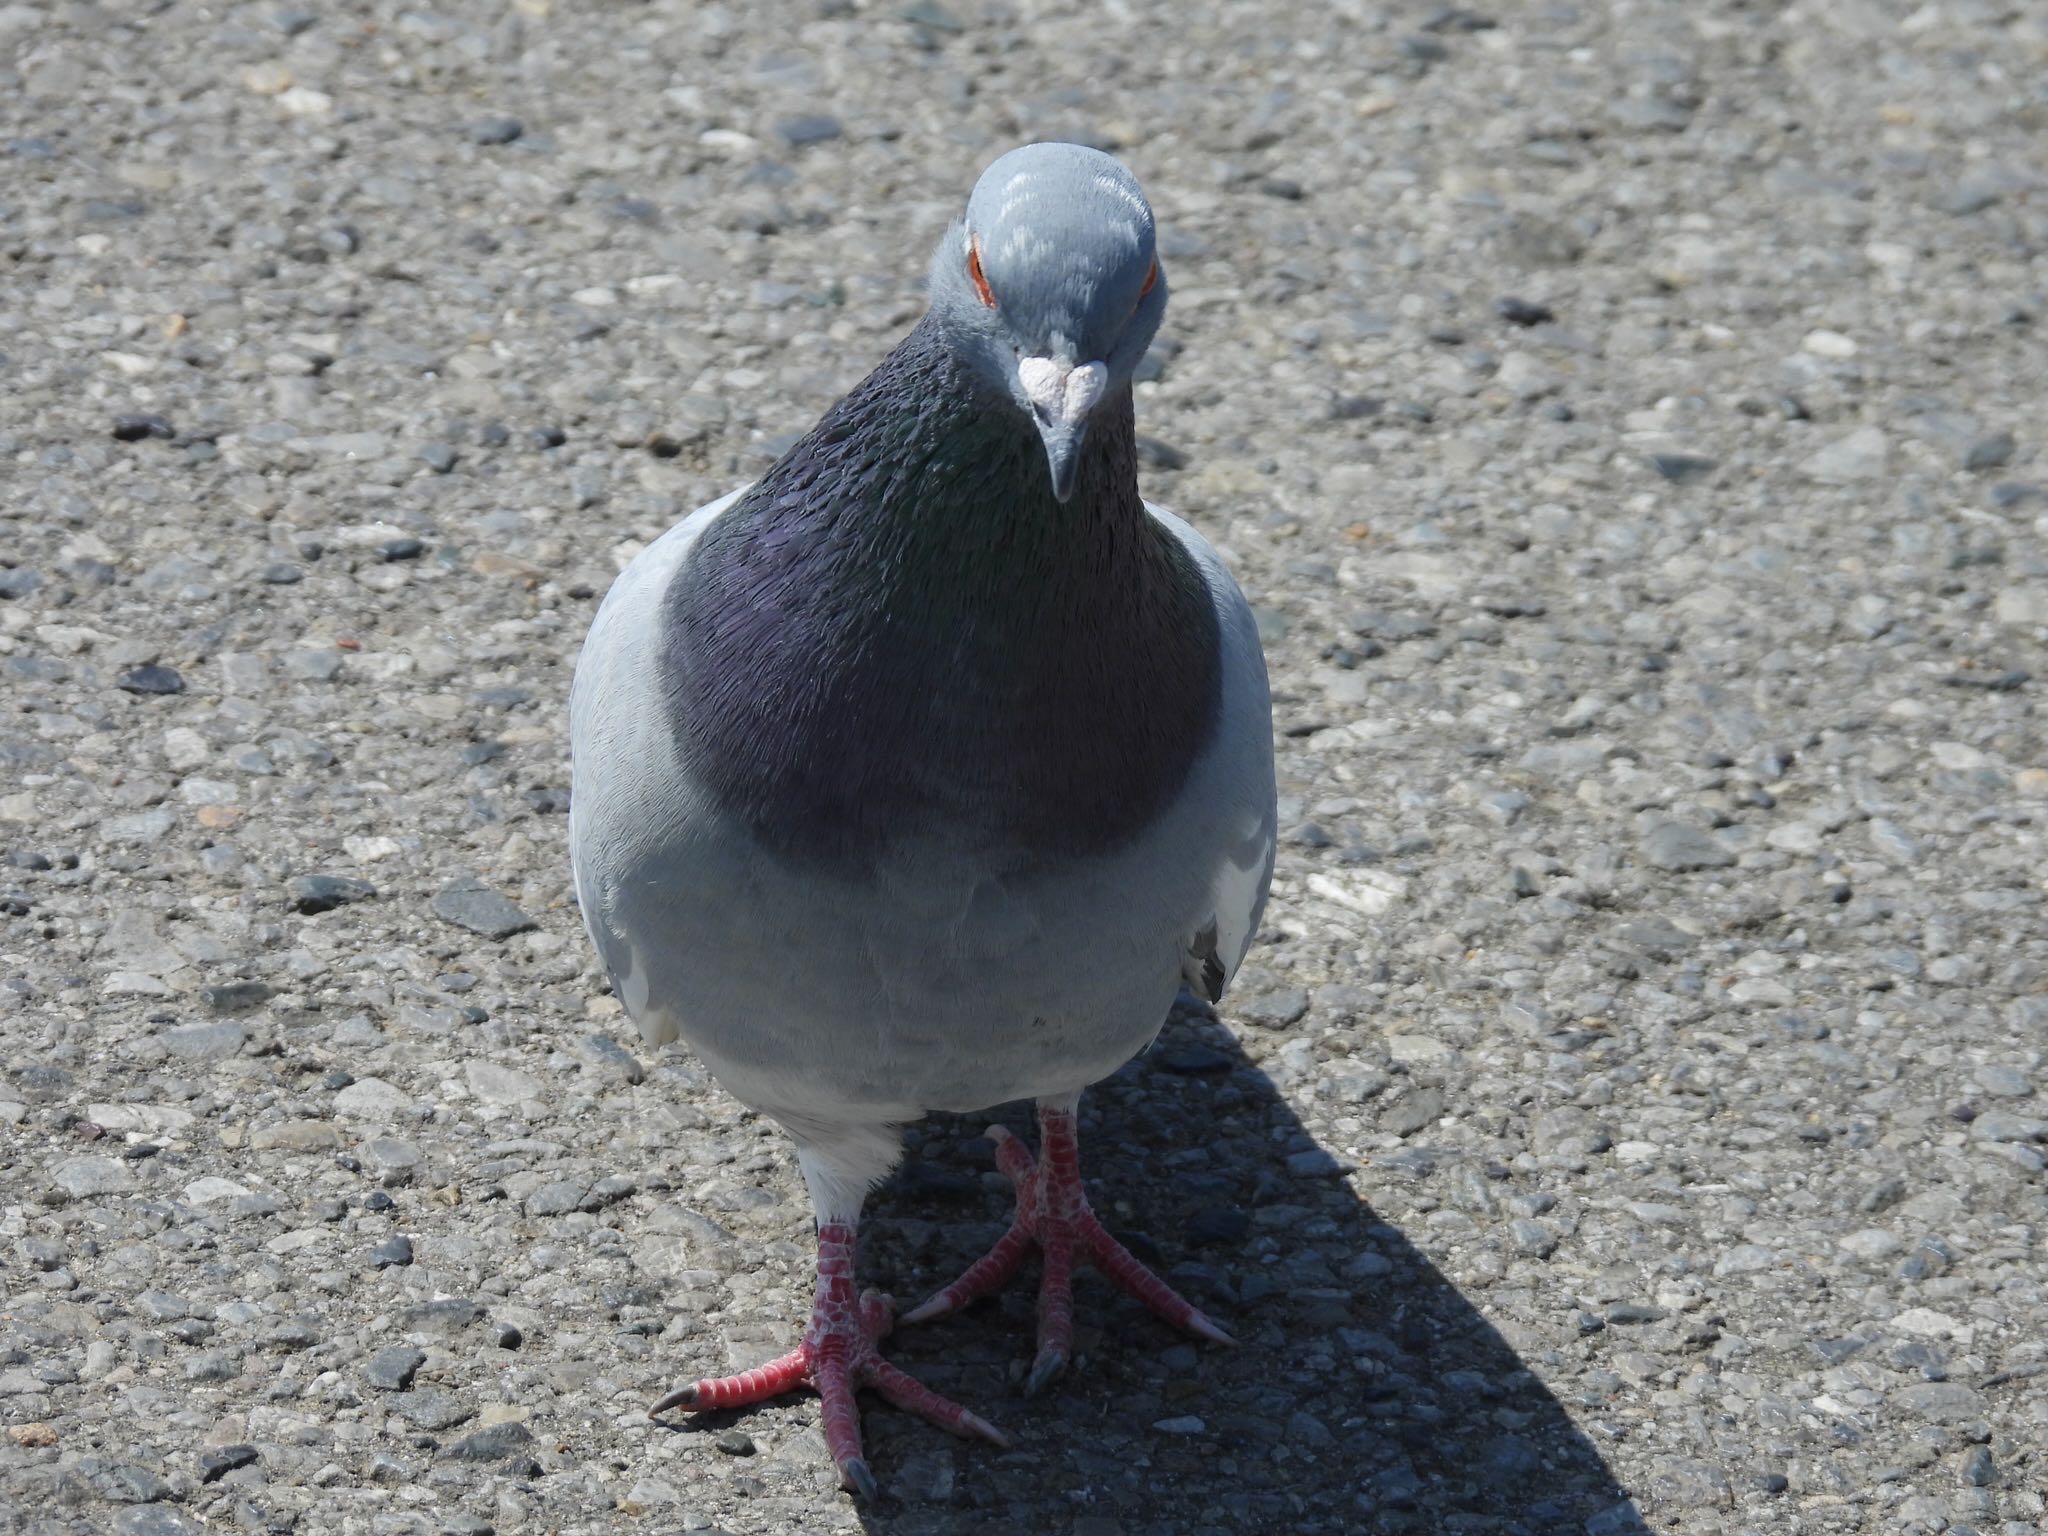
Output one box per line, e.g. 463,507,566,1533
664,316,1220,865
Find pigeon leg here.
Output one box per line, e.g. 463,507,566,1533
651,1220,1009,1497
902,1099,1233,1393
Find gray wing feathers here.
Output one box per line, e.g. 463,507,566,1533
1150,504,1277,1008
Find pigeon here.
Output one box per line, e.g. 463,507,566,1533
569,141,1276,1497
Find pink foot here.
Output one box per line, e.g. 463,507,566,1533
650,1221,1009,1498
901,1102,1233,1394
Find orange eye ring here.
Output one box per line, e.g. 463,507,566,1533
966,239,997,309
1138,257,1159,298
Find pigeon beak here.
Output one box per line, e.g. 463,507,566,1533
1019,357,1109,504
1039,420,1087,503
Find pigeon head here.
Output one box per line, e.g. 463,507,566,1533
928,142,1167,501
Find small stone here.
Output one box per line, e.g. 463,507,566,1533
1972,1063,2032,1098
248,1119,340,1151
1650,452,1717,484
115,1510,200,1536
417,442,458,474
443,1421,534,1461
52,1156,138,1199
776,113,843,147
1496,351,1560,399
289,874,376,914
199,1444,258,1482
118,665,186,696
1152,1416,1205,1435
1839,1229,1902,1262
1510,1218,1558,1257
1286,1147,1345,1177
371,1234,414,1268
1238,988,1309,1029
1892,1380,1984,1423
391,1388,476,1431
1801,328,1858,358
203,980,274,1014
1495,296,1554,326
1958,1445,1996,1487
1713,1244,1776,1276
1381,1085,1445,1137
1155,1043,1233,1074
89,1463,172,1503
714,1429,756,1456
363,1345,425,1391
112,412,175,441
523,1181,585,1217
471,116,524,145
570,1033,646,1084
432,879,537,940
161,1021,247,1061
1186,1207,1251,1246
1964,431,2015,472
1640,819,1735,871
466,1060,543,1105
376,537,425,562
1752,1471,1789,1494
1802,426,1889,483
0,568,45,600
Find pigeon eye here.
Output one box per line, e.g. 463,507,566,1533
1138,258,1159,299
966,239,997,309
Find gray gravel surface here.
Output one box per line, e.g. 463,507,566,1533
4,2,2048,1534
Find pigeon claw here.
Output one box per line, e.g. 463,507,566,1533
905,1103,1231,1387
840,1456,880,1502
650,1226,1007,1498
1024,1341,1068,1398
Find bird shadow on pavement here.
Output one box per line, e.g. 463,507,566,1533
835,999,1653,1536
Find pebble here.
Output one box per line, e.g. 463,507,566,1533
161,1021,246,1061
714,1429,756,1456
1639,819,1735,871
776,114,843,147
51,1156,138,1199
1958,1445,1996,1487
363,1345,425,1391
391,1388,476,1431
199,1444,259,1483
471,116,524,145
1494,296,1553,327
1380,1085,1445,1137
202,980,275,1014
117,665,186,696
431,879,538,940
1964,431,2015,472
1971,1064,2031,1098
111,412,175,441
443,1422,534,1461
1802,426,1890,483
289,873,376,914
1649,452,1716,484
1237,988,1309,1029
1152,1416,1206,1435
115,1511,200,1536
